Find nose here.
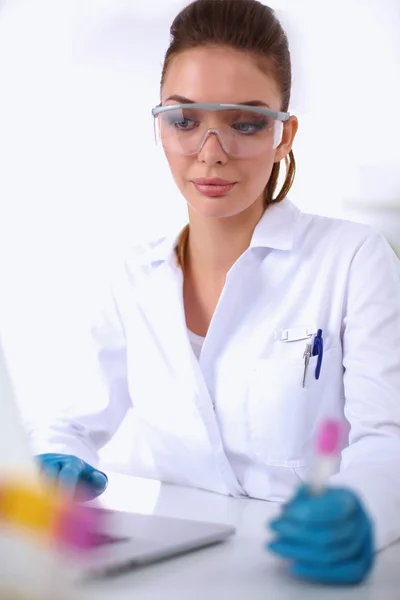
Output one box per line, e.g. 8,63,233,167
197,130,228,165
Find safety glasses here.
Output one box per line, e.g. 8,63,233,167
151,103,290,158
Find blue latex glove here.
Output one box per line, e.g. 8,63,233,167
36,453,108,501
268,486,375,585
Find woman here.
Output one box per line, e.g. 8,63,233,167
32,0,400,585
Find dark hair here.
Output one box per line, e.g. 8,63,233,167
161,0,296,268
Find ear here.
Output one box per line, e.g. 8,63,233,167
274,116,298,163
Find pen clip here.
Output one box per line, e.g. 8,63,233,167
302,343,312,388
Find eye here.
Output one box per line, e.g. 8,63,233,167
162,111,199,131
232,119,270,134
172,118,198,131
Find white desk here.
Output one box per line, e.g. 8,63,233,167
80,473,400,600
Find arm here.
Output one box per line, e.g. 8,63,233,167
329,229,400,550
268,229,400,583
27,276,132,469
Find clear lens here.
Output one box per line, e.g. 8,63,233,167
155,106,279,157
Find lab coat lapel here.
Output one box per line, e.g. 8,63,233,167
135,258,192,379
133,243,247,496
215,199,302,366
134,243,214,414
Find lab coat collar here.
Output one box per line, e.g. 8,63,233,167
250,198,300,252
149,198,300,267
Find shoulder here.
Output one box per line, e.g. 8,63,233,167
257,199,387,259
110,233,178,288
295,207,391,258
298,209,373,243
292,208,400,293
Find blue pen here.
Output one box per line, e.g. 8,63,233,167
312,329,323,380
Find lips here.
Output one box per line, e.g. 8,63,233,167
192,178,236,197
192,178,235,186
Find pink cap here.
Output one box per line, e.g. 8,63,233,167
55,505,103,552
316,419,343,456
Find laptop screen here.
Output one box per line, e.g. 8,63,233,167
0,334,40,480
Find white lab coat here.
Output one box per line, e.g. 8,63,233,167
28,199,400,550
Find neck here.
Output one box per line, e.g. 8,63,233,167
185,199,265,279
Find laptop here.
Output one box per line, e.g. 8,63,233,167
0,335,236,578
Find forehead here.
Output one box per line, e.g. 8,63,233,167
161,46,281,109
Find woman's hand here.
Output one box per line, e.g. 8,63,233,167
268,486,375,585
36,453,108,501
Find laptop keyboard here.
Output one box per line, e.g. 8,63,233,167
89,533,131,548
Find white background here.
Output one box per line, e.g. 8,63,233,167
0,0,399,464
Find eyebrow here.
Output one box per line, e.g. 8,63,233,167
164,94,271,108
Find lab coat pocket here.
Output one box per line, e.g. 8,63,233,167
248,348,340,467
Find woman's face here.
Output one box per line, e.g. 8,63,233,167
160,46,298,220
